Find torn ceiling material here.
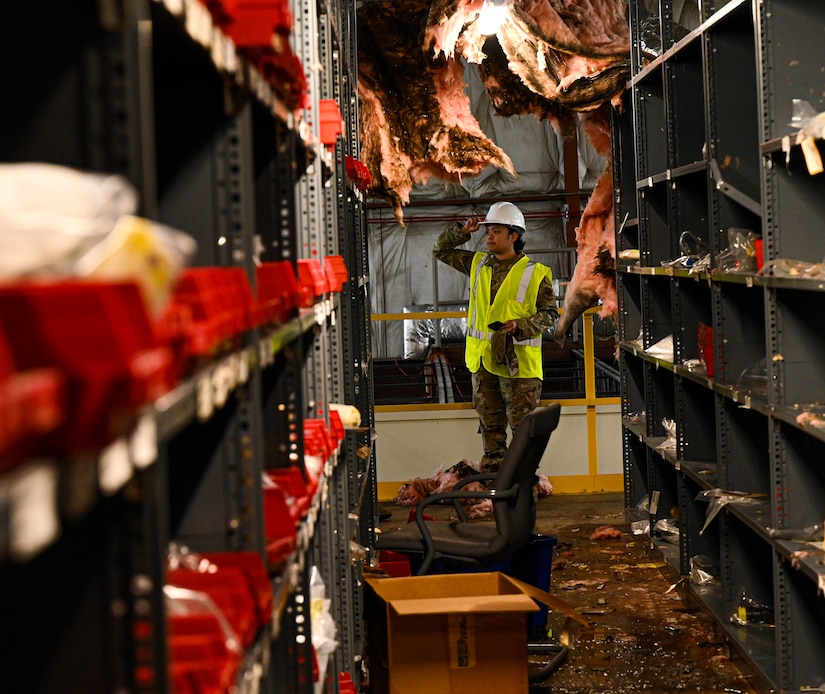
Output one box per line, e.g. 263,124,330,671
357,0,629,339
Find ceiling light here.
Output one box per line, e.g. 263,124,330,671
477,0,507,36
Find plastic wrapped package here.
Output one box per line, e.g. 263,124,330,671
689,555,718,586
403,303,466,359
309,566,339,694
74,215,197,316
716,228,759,274
695,488,764,535
0,163,138,279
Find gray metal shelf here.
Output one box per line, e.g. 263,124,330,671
616,0,825,688
0,0,370,691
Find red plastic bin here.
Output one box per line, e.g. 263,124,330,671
324,255,348,292
167,566,258,647
220,0,294,48
296,258,328,308
0,280,174,454
318,99,344,147
263,481,298,566
0,326,65,469
223,267,265,331
199,551,272,627
256,260,300,325
266,466,311,517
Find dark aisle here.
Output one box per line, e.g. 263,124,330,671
377,493,763,694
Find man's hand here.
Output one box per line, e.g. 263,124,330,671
461,217,481,236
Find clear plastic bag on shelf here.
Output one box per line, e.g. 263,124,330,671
759,257,825,280
657,418,676,452
0,162,138,279
310,566,339,694
661,231,710,269
767,522,824,542
736,357,768,395
645,334,674,360
730,587,774,627
695,488,763,535
716,228,759,274
689,555,718,586
0,162,197,317
74,214,197,316
654,518,680,544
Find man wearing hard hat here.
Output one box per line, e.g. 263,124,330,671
434,201,559,474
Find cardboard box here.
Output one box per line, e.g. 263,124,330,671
364,572,551,694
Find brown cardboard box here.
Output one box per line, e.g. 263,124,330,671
364,572,545,694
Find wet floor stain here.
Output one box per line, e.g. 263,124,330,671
378,493,762,693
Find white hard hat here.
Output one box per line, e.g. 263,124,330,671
481,201,525,232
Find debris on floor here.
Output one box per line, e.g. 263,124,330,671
377,492,761,694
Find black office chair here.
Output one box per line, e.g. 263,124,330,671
374,403,562,575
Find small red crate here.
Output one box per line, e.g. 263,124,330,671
256,261,300,325
167,566,258,647
324,255,348,292
296,258,328,308
267,466,311,516
0,326,65,469
199,552,273,627
318,99,344,146
223,267,265,330
0,280,174,454
219,0,293,48
697,322,714,377
328,409,345,444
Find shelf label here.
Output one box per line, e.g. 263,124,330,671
801,136,824,175
162,0,184,14
99,437,134,495
196,373,214,421
8,462,60,562
130,413,158,470
238,350,250,385
184,0,212,47
650,490,661,516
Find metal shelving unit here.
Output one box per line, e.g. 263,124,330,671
615,0,825,689
0,0,371,692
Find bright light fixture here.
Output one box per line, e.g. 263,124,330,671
477,0,507,35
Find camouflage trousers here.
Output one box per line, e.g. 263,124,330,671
471,365,542,474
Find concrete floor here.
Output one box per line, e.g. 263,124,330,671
377,492,763,694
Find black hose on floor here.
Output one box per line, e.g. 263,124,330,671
527,643,569,683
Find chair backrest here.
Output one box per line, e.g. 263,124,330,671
488,403,562,557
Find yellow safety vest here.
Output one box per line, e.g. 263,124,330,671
465,253,552,378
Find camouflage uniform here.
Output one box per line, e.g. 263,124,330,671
434,222,559,472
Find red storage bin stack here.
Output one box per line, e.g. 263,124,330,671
267,465,311,516
166,267,261,374
0,280,174,454
263,480,297,566
318,99,344,147
344,155,372,191
198,552,273,628
215,0,293,49
296,258,328,308
328,409,345,447
167,564,260,648
256,260,300,326
323,255,348,293
167,268,232,362
166,584,244,694
339,672,358,694
224,266,265,332
0,325,65,470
